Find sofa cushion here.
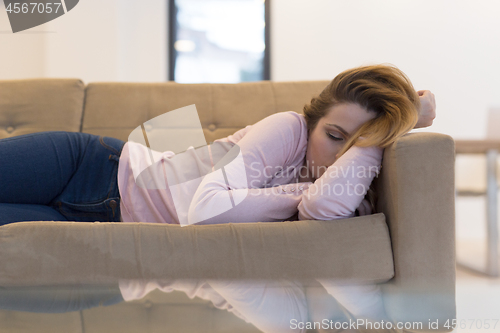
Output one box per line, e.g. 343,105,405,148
81,81,330,142
0,213,393,285
0,79,84,139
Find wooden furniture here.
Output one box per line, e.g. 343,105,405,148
455,139,500,277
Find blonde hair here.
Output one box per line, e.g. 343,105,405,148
303,64,420,157
303,64,421,213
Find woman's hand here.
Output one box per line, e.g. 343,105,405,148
414,90,436,128
356,198,373,216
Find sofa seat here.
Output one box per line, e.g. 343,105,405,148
0,213,393,285
0,214,394,333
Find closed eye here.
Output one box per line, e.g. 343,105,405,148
327,132,344,141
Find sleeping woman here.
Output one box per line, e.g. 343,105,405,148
0,64,435,333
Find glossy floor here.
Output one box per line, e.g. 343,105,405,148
454,239,500,333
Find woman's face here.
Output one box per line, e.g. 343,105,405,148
305,103,376,180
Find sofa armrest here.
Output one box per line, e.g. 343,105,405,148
374,132,456,331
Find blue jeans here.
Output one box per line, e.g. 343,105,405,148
0,131,125,225
0,284,124,313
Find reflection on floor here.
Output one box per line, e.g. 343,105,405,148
454,239,500,333
1,239,497,333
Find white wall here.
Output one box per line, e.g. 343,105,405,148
43,0,121,82
0,0,167,83
271,0,500,139
0,1,46,79
2,0,499,137
116,0,167,82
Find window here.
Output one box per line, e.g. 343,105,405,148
168,0,270,83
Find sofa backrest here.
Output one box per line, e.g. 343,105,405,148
0,79,329,142
0,79,85,139
81,81,330,142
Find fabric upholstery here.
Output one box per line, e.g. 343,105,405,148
0,79,84,139
375,132,456,329
81,81,330,143
0,214,393,285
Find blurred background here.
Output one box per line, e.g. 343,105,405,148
1,0,499,138
2,0,500,330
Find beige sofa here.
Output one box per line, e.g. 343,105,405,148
0,79,456,333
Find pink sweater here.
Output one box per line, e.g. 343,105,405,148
117,111,383,310
117,111,382,225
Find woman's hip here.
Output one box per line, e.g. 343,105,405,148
49,132,126,222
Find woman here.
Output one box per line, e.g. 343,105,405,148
0,64,435,332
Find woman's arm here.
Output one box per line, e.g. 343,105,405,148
299,89,434,221
186,112,311,225
414,90,436,128
297,145,383,221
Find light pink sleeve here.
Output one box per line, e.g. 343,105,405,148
188,112,310,224
118,279,248,321
297,145,383,221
